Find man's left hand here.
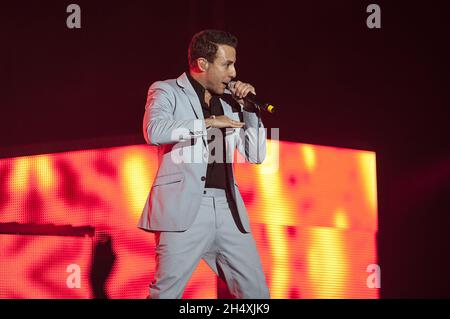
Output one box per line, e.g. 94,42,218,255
229,81,257,112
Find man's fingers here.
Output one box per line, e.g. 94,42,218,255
241,86,255,98
233,81,246,98
212,115,244,128
237,84,249,98
228,118,244,128
233,82,255,99
231,120,244,128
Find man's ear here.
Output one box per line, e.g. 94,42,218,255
197,58,209,72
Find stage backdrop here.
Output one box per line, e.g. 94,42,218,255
0,140,378,298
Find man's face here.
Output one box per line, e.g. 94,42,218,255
204,44,237,95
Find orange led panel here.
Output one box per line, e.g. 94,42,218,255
0,140,378,298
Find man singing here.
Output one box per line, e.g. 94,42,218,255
138,29,270,299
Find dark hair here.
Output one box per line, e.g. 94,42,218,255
188,29,238,69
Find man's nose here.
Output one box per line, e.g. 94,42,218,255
229,66,236,79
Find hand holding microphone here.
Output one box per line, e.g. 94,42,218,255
205,79,275,129
227,80,276,114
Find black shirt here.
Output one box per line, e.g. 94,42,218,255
186,72,232,191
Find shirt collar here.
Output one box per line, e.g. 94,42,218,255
186,71,206,100
186,71,223,100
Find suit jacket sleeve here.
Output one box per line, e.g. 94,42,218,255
235,109,267,164
143,81,207,146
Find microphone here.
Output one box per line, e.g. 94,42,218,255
227,81,276,114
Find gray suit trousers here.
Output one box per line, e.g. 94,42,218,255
149,188,270,299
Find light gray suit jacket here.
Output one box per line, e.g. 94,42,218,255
137,72,266,233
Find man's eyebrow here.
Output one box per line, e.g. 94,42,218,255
225,60,235,64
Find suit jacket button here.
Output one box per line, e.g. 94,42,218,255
201,176,206,181
203,190,207,194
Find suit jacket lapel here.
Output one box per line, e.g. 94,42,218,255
220,98,233,118
176,72,208,149
176,73,203,120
